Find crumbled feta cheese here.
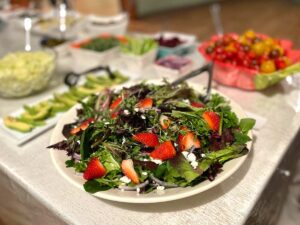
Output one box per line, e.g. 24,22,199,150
182,151,189,159
141,115,146,120
134,108,139,112
150,157,163,165
104,122,110,125
143,158,149,161
156,185,165,191
191,161,199,169
141,171,148,176
77,140,80,144
187,153,196,162
120,176,131,184
123,109,130,115
201,153,206,158
174,143,178,147
183,99,190,104
122,137,126,145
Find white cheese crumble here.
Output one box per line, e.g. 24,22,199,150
123,109,130,115
141,171,148,176
150,157,163,165
156,185,165,191
191,161,199,169
120,176,131,184
122,137,126,145
134,108,139,112
201,153,206,158
141,115,146,120
104,122,110,125
187,153,196,162
183,99,190,104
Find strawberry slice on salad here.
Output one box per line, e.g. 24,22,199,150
191,101,205,108
83,158,106,180
132,132,159,147
178,127,201,151
70,118,95,135
137,97,153,109
159,115,171,130
203,111,220,131
150,141,176,160
121,159,140,184
110,97,122,111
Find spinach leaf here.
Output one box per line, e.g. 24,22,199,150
239,118,256,134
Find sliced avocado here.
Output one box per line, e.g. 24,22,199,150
54,93,77,107
23,104,37,115
76,86,103,96
17,117,46,127
70,87,88,98
86,74,104,85
64,92,81,101
50,101,69,113
21,105,50,121
4,116,33,133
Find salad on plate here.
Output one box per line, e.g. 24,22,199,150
48,82,255,194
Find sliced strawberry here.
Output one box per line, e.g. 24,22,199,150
191,102,205,108
70,126,81,135
178,129,201,151
121,159,140,184
83,158,106,180
132,132,159,147
110,97,122,110
137,98,153,109
111,111,119,119
203,111,220,131
150,141,176,160
159,115,171,130
80,118,95,130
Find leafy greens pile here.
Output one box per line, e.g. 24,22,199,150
48,82,255,194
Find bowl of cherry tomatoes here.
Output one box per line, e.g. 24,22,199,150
199,30,300,90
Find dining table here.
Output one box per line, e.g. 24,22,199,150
1,20,300,225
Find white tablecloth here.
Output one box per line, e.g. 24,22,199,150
1,22,300,225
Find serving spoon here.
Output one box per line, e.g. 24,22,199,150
171,62,214,102
24,17,32,51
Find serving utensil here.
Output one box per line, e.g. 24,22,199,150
171,62,214,102
64,65,115,87
24,17,32,51
210,3,223,36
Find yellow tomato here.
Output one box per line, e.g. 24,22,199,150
272,45,284,56
260,60,276,73
244,29,256,39
251,42,266,56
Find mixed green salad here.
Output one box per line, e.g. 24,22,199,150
80,37,121,52
4,71,128,133
48,82,255,194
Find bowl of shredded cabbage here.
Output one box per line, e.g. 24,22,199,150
0,51,56,98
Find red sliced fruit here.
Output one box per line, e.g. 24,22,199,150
80,118,95,130
132,132,159,147
159,115,171,130
137,98,153,109
121,159,140,184
150,141,176,160
203,111,220,131
191,102,205,108
178,129,201,151
111,111,119,119
70,126,81,135
110,97,122,110
83,158,106,180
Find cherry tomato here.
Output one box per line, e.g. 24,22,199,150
251,42,266,56
274,58,287,70
260,60,276,73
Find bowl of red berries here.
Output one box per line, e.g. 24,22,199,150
198,30,300,90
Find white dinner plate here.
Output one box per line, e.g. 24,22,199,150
49,80,253,203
